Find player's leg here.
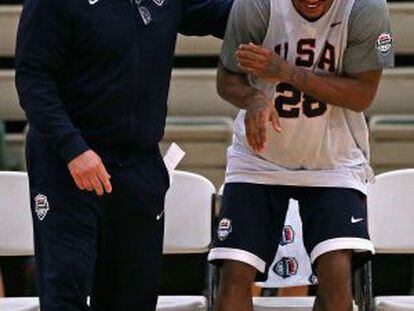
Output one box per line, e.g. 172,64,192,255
90,151,169,310
312,250,353,311
298,187,373,311
215,261,257,311
209,183,291,311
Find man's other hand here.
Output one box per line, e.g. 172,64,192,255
245,95,282,153
68,150,112,196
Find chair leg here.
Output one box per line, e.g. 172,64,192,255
207,263,219,311
354,261,374,311
207,193,221,311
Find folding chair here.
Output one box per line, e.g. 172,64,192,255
0,171,39,311
367,169,414,311
159,170,216,311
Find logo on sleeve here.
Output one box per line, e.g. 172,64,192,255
35,194,50,221
217,218,232,241
376,33,393,55
88,0,99,5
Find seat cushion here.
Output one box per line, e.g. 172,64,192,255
253,297,359,311
376,296,414,311
157,296,207,311
253,297,315,311
0,297,39,311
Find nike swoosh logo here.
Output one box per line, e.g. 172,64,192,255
330,22,342,28
89,0,99,5
351,217,364,224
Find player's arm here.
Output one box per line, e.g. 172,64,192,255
218,62,281,152
15,0,111,195
215,0,280,152
238,0,394,113
237,44,381,113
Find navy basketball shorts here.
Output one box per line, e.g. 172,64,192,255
208,183,374,280
26,133,170,311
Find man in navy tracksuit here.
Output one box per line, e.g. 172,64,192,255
15,0,232,310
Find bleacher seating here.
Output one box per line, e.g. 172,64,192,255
370,115,414,173
1,68,414,121
1,3,414,57
0,5,20,57
160,117,233,187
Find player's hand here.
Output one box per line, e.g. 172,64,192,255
245,94,282,153
68,150,112,196
236,43,289,83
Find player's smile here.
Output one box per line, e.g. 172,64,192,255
292,0,334,21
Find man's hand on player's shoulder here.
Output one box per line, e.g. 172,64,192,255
68,150,112,196
237,43,290,83
245,93,281,153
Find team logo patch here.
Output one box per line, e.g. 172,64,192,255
273,257,298,279
138,6,152,25
152,0,165,6
280,225,295,246
217,218,232,241
34,194,50,221
376,33,393,55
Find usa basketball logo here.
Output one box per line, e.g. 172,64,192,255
217,218,232,241
280,225,295,246
35,194,50,221
377,33,393,55
273,257,298,279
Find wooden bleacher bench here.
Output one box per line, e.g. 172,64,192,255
1,3,414,57
367,67,414,116
160,116,233,188
370,115,414,173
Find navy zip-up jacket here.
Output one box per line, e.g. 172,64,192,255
15,0,232,163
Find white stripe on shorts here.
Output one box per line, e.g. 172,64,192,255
310,237,375,263
208,247,266,273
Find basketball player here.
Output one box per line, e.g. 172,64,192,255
208,0,394,310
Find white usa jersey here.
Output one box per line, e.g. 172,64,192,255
226,0,374,194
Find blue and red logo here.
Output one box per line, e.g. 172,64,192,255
273,257,299,278
280,225,295,246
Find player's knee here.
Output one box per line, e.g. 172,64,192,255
315,250,352,280
220,260,256,293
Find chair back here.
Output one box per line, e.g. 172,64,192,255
368,169,414,254
163,170,215,254
0,171,34,256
